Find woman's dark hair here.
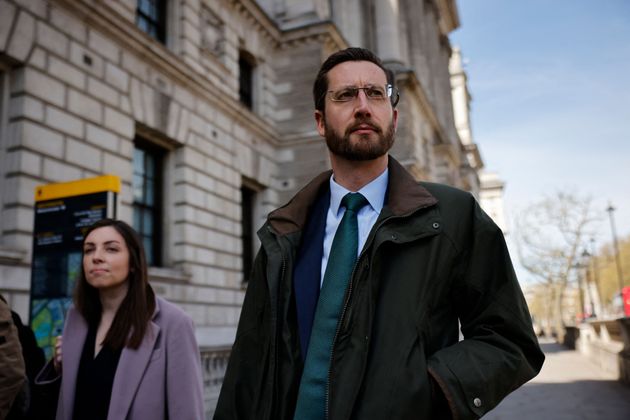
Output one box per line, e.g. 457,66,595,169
74,219,155,350
312,47,396,112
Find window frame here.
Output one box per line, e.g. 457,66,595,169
238,51,257,110
0,69,8,228
136,0,168,44
240,184,255,282
240,178,265,283
132,137,166,267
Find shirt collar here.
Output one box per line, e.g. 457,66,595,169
329,168,389,215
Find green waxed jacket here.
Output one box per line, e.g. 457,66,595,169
215,157,544,420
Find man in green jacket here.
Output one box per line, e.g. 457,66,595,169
215,47,544,420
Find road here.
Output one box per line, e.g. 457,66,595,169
484,338,630,419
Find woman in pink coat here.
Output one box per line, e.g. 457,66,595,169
37,219,204,420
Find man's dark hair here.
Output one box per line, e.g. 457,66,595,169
313,47,396,112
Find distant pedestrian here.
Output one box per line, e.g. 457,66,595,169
0,294,25,419
6,307,48,420
36,219,204,420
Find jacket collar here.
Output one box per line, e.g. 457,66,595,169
268,156,438,236
107,297,162,420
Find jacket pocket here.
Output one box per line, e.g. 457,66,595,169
385,331,433,419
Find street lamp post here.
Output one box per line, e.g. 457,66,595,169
606,203,625,297
574,259,586,321
589,238,603,316
581,249,595,318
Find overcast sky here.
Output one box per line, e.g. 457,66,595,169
450,1,630,274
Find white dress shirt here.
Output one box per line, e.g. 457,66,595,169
320,168,389,287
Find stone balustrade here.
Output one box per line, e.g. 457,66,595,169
200,345,231,419
568,318,630,385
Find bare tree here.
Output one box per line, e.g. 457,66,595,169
515,191,599,342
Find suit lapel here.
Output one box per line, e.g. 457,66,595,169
61,309,88,420
106,303,161,420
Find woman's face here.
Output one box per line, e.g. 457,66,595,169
83,226,131,291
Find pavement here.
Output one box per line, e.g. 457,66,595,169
483,338,630,419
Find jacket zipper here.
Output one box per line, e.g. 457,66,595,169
272,253,286,420
322,207,435,419
324,214,389,419
266,225,286,420
325,253,363,420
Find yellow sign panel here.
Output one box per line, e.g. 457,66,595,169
34,175,121,202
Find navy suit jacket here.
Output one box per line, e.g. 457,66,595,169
293,186,330,360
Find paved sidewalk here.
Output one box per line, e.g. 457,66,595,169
483,338,630,419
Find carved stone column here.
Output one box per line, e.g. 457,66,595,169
374,0,403,65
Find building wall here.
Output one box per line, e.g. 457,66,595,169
0,0,284,344
450,45,483,197
0,0,483,415
479,171,508,234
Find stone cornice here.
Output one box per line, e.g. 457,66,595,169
278,131,323,147
227,1,347,50
280,21,347,50
0,246,27,265
231,0,283,43
464,142,484,170
148,266,191,283
435,142,461,167
434,0,460,34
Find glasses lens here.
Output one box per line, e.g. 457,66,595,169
331,88,358,101
366,86,386,99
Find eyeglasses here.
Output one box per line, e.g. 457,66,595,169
327,84,400,107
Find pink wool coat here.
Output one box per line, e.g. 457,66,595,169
37,297,205,420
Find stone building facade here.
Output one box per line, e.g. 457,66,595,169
449,45,507,233
1,0,480,414
479,171,508,234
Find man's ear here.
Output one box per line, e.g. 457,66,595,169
314,110,326,137
392,108,398,133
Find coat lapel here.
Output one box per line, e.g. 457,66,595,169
106,303,161,420
60,309,88,420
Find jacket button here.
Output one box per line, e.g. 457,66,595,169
473,397,482,408
391,234,397,240
432,222,440,229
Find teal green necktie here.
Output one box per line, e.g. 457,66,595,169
294,192,369,420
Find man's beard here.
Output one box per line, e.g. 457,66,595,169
324,117,395,161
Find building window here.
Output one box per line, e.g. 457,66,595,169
0,70,9,231
136,0,167,43
238,51,255,109
241,185,255,282
241,179,266,282
133,139,164,266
